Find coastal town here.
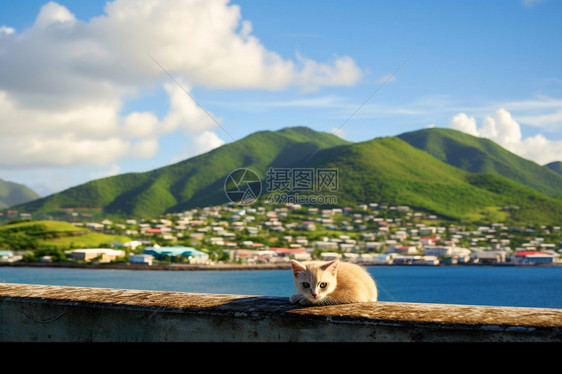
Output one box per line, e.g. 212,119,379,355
0,202,561,267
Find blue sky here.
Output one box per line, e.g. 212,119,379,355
0,0,561,196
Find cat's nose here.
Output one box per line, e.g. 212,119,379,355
312,292,317,298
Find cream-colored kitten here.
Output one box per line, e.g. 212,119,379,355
289,259,378,306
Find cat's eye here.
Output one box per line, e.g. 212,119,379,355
319,282,327,288
302,282,310,288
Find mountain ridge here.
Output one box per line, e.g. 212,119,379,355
0,178,40,209
398,127,562,200
545,161,562,175
6,126,562,224
13,127,349,218
303,135,562,223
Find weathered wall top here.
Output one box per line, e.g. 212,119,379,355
1,283,561,342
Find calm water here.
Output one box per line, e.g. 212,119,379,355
1,265,561,309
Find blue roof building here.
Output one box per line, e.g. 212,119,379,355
143,245,209,263
0,250,14,259
0,250,22,263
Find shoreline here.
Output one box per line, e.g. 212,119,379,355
0,261,291,271
1,261,560,271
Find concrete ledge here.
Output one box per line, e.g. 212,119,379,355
1,283,561,342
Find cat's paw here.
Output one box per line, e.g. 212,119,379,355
289,293,303,304
290,294,315,306
299,298,314,306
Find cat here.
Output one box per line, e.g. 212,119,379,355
289,259,378,306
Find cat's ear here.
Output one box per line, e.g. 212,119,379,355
322,260,339,277
291,260,307,275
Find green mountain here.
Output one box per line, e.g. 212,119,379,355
398,127,562,200
0,178,40,209
9,126,562,224
303,136,562,224
13,127,349,218
545,161,562,175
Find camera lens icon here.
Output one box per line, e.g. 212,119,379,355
224,168,262,204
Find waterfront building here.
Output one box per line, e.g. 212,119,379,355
129,254,154,266
144,245,209,264
470,251,506,264
424,246,471,258
0,250,22,263
68,248,125,263
512,251,559,265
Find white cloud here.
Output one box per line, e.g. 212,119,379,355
294,54,363,92
86,0,361,90
449,113,479,136
194,131,225,154
90,164,121,180
6,135,130,168
123,112,160,138
169,130,225,164
0,0,362,170
161,82,220,134
481,108,522,148
0,26,15,36
514,110,562,131
129,138,159,159
34,1,76,28
450,108,562,165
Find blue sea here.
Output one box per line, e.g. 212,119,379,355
1,265,561,309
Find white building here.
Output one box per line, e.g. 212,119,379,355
320,252,341,261
314,241,339,250
424,246,471,258
393,255,439,265
358,253,394,264
68,248,125,263
414,255,439,265
0,250,22,263
339,243,356,252
424,246,452,257
470,251,506,264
